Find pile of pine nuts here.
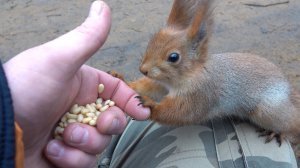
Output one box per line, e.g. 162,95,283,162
54,84,115,140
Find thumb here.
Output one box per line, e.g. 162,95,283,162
36,0,111,79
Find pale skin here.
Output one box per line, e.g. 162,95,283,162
3,1,150,168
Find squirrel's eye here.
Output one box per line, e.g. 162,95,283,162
167,52,180,63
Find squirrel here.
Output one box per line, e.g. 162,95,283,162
110,0,300,152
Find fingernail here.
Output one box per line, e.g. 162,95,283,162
136,106,151,119
89,1,104,17
47,141,64,157
70,126,89,144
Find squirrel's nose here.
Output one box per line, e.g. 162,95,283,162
140,69,148,76
140,66,148,76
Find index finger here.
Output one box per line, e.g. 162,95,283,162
96,71,150,120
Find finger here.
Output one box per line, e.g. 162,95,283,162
37,1,111,80
97,106,128,135
45,140,97,168
96,71,150,120
63,123,112,154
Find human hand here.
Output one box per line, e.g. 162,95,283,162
3,1,150,168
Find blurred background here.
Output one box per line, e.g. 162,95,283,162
0,0,299,88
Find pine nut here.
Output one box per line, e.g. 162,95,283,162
96,98,103,104
59,122,64,127
71,104,78,110
66,113,78,119
67,119,77,124
53,83,117,140
98,84,105,94
86,104,95,113
100,105,109,112
58,127,64,134
54,127,59,135
104,100,111,105
86,112,95,118
89,119,97,126
81,108,89,115
96,104,102,110
70,104,79,113
77,114,84,122
71,106,81,114
108,101,115,107
82,117,92,124
91,106,97,113
55,126,64,135
61,115,67,122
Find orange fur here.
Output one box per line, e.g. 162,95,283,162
125,0,300,156
129,77,168,101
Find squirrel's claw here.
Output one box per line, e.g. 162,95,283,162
265,132,276,143
107,70,125,81
135,95,156,109
135,96,144,106
257,129,284,146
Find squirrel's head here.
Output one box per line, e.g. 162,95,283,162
139,0,213,86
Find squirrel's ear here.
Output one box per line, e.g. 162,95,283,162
186,0,212,44
167,0,201,29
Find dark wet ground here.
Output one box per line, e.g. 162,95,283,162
0,0,299,164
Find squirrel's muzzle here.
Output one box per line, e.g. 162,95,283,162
140,67,148,76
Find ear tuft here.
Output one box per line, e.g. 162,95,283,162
167,0,201,29
187,0,213,41
167,0,213,31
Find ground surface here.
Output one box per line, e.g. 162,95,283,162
0,0,299,89
0,0,299,164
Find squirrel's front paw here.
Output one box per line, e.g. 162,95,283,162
107,70,125,81
135,95,162,121
135,95,156,109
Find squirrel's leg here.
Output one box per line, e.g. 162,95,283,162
257,129,285,146
249,103,296,146
252,89,300,149
129,77,168,100
137,95,200,125
108,71,167,99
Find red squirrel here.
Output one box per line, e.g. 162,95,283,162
112,0,300,153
